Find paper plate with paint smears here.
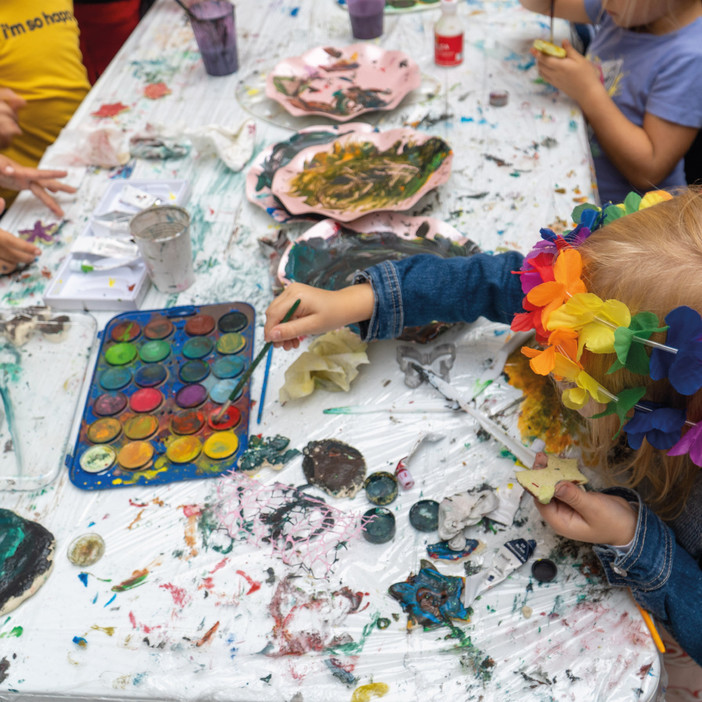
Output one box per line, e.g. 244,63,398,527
279,214,478,344
278,213,476,288
245,122,375,223
265,44,421,122
270,128,453,222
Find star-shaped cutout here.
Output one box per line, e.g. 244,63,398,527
18,220,62,245
91,102,130,119
515,455,588,504
143,82,171,100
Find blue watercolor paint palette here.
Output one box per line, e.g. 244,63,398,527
69,303,255,490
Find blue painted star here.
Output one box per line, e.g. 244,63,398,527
389,561,469,629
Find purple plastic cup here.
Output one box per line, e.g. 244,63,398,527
188,0,239,76
347,0,384,40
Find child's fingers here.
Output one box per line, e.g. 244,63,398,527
0,229,40,263
268,317,313,344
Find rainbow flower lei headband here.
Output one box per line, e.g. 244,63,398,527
511,190,702,467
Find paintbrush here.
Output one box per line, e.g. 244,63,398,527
549,0,555,44
636,604,666,653
173,0,197,19
213,298,301,424
256,345,274,424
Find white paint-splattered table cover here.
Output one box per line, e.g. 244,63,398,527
0,0,661,701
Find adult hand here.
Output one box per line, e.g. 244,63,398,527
264,281,374,351
535,40,604,104
534,481,638,547
0,154,75,217
0,198,41,274
0,88,26,149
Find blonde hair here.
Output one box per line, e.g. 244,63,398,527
577,186,702,518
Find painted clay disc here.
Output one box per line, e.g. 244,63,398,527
302,439,366,498
0,509,55,617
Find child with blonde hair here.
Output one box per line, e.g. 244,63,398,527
265,188,702,664
521,0,702,202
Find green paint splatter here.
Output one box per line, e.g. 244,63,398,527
327,614,378,655
0,626,23,638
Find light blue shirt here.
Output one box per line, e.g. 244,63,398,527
583,0,702,201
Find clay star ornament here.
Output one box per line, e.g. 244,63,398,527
18,220,61,245
91,102,130,119
143,82,171,100
388,561,470,629
515,455,588,504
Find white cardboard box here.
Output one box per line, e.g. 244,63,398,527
43,179,190,311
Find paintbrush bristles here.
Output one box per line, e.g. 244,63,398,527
212,298,301,425
173,0,196,19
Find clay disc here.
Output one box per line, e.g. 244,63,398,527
302,439,366,498
0,509,55,617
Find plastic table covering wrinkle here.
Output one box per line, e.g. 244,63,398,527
0,1,659,701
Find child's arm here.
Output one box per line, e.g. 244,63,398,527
265,251,526,349
519,0,590,24
536,481,702,664
536,43,699,191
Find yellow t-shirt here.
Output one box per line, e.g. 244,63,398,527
0,0,90,171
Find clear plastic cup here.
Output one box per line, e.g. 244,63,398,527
347,0,384,40
189,0,239,76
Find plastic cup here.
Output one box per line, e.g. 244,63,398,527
188,0,239,76
129,206,195,294
347,0,384,40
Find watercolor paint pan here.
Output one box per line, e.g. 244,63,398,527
68,302,255,490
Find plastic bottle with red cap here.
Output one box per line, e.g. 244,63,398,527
434,0,464,67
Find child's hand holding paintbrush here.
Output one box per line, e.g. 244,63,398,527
212,298,303,425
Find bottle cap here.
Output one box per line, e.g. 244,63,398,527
440,0,458,12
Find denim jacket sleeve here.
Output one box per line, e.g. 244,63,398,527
353,251,526,341
594,487,702,665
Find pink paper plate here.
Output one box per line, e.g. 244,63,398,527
265,44,421,122
245,123,375,223
270,128,453,222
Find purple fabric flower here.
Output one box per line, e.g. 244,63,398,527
668,422,702,467
623,402,686,451
650,307,702,395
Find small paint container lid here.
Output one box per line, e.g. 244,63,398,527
67,533,106,567
80,445,116,473
364,471,398,506
531,558,557,583
409,499,440,532
362,507,396,544
489,89,509,107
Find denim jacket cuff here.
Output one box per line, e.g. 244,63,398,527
593,487,673,592
353,261,404,341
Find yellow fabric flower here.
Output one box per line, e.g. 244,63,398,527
640,190,673,209
546,292,631,356
561,370,613,410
